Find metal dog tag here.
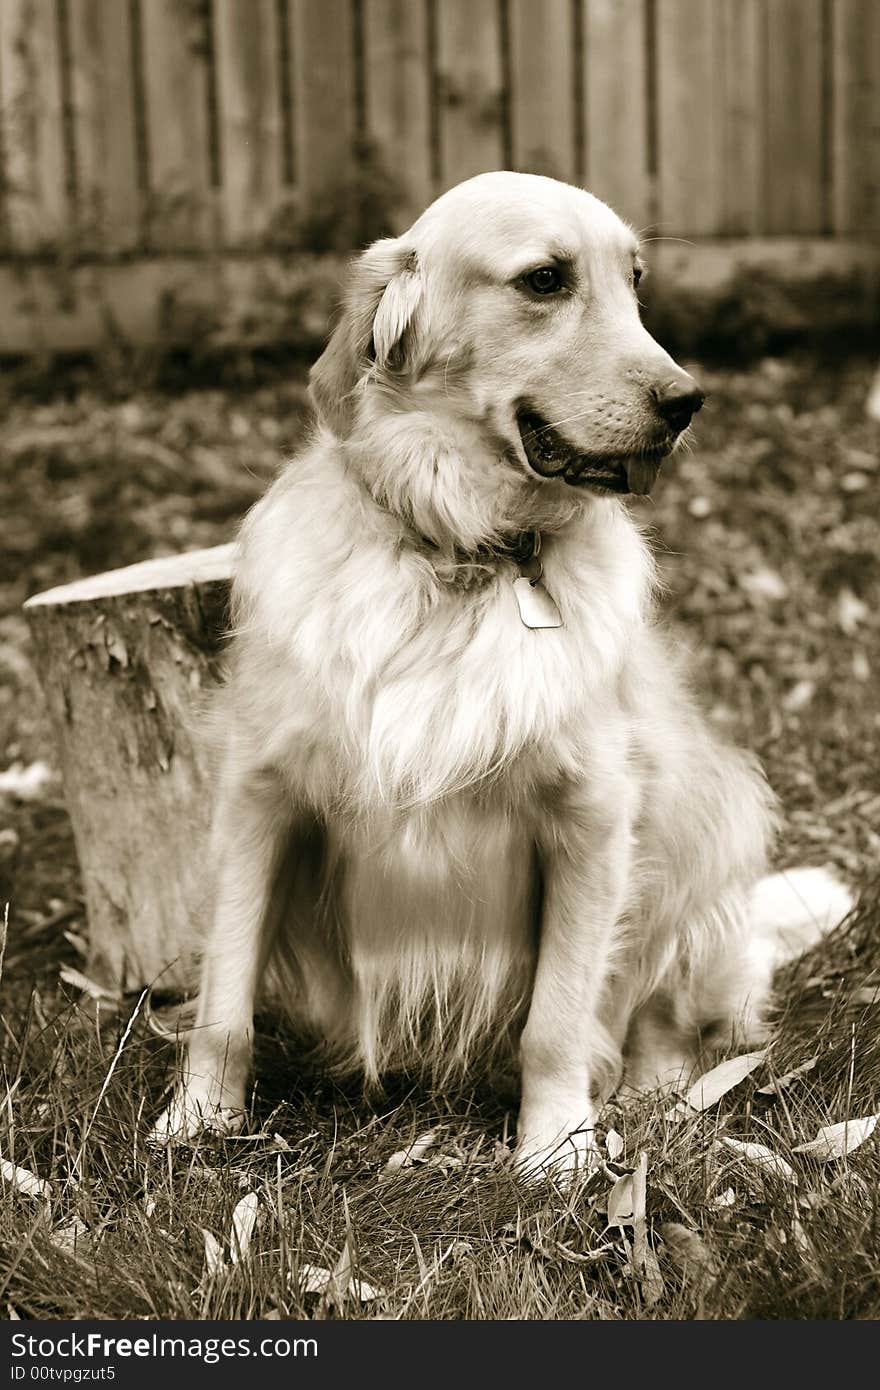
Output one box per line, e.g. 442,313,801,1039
513,575,563,628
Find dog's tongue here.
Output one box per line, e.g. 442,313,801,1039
626,456,660,495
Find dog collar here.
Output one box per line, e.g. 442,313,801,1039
415,527,532,570
415,527,563,628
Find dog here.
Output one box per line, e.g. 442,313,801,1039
151,172,851,1175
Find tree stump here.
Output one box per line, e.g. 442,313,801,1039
24,546,234,992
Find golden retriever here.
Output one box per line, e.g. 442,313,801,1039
151,172,851,1175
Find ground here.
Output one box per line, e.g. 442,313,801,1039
1,351,879,1320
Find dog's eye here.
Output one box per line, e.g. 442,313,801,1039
524,266,564,296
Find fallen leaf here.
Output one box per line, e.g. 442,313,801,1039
631,1153,647,1225
852,650,870,682
792,1114,878,1161
296,1262,382,1303
798,1191,825,1215
720,1138,796,1183
50,1218,92,1255
0,827,20,860
59,966,121,1003
659,1222,718,1287
790,1216,820,1271
837,587,868,636
322,1236,354,1312
605,1128,624,1162
840,471,868,492
201,1229,225,1278
381,1129,439,1177
783,679,815,713
757,1056,818,1096
1,1159,51,1200
638,1244,665,1309
740,567,788,602
299,1264,333,1295
851,986,880,1007
229,1192,259,1263
669,1050,767,1117
711,1187,736,1208
424,1153,464,1173
606,1173,634,1227
630,1154,663,1307
0,760,56,802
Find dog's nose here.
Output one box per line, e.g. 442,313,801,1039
651,374,705,434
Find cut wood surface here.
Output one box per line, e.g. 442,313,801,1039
24,546,234,992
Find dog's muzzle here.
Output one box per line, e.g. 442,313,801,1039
516,407,671,496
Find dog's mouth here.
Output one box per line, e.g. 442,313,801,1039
516,407,672,496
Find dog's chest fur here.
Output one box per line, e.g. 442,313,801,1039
234,453,654,816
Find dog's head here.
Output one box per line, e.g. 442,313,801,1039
310,172,702,531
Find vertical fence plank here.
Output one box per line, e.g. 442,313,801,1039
508,0,575,182
363,0,433,228
0,0,67,252
67,0,140,253
435,0,504,189
764,0,823,233
583,0,649,227
656,0,723,235
286,0,356,207
1,0,879,270
213,0,284,246
832,0,880,233
717,0,763,235
138,0,215,250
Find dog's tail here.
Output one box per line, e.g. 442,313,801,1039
751,865,855,969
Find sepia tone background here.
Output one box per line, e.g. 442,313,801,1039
1,0,880,1321
0,0,877,353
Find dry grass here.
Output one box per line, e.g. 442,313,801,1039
1,350,879,1320
2,910,879,1320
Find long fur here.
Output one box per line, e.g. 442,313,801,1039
154,173,852,1167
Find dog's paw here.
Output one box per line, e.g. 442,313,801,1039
513,1117,599,1184
148,1084,245,1146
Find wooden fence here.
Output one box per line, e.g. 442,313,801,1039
0,0,877,350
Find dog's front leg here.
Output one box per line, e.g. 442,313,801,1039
515,793,632,1180
150,769,292,1143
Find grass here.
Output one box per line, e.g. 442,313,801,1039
1,350,879,1320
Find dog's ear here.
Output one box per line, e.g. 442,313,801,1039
308,238,423,436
